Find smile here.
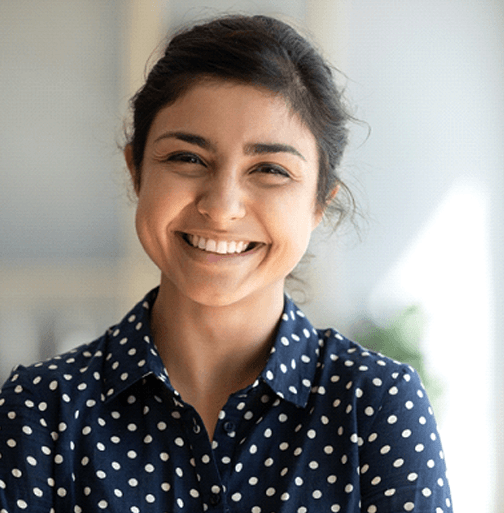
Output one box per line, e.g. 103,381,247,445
181,233,259,255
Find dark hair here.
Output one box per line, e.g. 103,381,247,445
127,14,356,228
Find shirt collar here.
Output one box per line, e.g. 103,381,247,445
102,288,320,409
102,287,168,404
259,294,320,408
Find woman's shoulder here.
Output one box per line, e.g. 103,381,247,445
0,334,108,408
0,288,159,402
315,326,425,405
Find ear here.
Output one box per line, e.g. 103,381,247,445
124,144,140,195
313,184,340,229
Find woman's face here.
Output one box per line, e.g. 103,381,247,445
127,80,324,307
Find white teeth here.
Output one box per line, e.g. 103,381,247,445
205,239,217,252
216,240,227,254
186,234,252,254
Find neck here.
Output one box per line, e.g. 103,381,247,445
150,276,285,438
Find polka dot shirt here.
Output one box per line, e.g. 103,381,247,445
0,288,452,512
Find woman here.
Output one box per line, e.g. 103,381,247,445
0,14,452,513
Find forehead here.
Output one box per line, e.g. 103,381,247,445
146,80,317,159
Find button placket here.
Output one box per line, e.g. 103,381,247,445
180,405,227,512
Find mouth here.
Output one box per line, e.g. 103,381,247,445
180,232,261,255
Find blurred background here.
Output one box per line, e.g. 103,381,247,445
1,0,503,510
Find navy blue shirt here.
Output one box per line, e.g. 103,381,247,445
0,288,452,512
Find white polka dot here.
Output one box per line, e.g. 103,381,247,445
146,494,155,503
345,484,353,493
313,490,322,499
408,473,418,481
371,476,381,485
422,487,432,497
385,488,396,496
404,502,415,511
402,429,412,438
393,458,404,468
387,415,398,424
368,507,377,513
98,500,108,509
266,487,275,496
415,444,425,452
380,445,391,454
231,493,242,502
365,407,374,416
17,500,28,509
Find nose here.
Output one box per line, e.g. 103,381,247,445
196,173,246,223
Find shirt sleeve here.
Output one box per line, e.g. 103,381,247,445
358,365,453,513
0,367,55,512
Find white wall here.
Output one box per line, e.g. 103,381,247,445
0,0,125,261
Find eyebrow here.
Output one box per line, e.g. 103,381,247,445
153,131,306,161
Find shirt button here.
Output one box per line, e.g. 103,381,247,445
223,421,235,433
209,492,221,506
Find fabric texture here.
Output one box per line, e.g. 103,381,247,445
0,288,453,512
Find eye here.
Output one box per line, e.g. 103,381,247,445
167,152,205,166
255,164,290,178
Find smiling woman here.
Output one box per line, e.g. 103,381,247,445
0,14,453,513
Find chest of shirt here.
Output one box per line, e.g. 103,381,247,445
44,378,364,513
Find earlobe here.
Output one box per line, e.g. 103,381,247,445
327,184,340,203
124,144,140,195
313,184,340,229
